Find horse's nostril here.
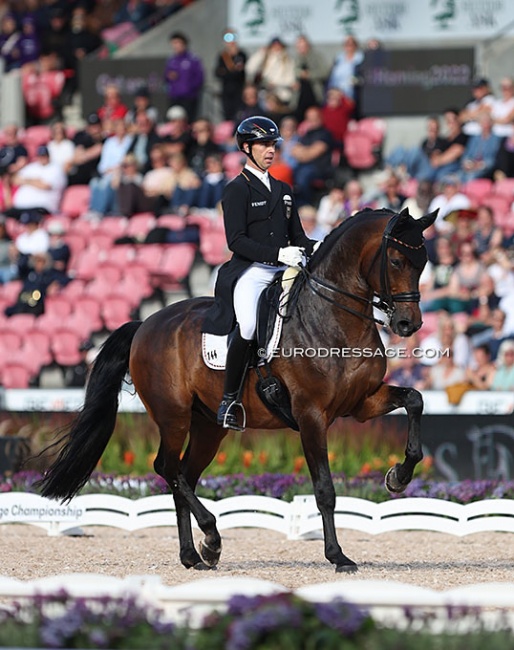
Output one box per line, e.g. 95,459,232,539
397,320,413,335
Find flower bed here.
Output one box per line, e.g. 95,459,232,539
2,470,514,504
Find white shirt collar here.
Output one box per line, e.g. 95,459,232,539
245,164,270,191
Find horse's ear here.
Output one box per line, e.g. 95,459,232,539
418,209,438,231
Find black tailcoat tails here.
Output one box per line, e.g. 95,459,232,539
202,170,315,336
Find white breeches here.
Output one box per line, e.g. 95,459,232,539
233,263,285,340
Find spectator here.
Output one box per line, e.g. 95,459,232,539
388,351,428,391
0,124,28,184
19,15,40,66
164,31,204,121
472,308,512,361
417,109,468,182
420,236,457,313
167,151,201,216
342,178,368,218
460,77,495,136
0,12,22,72
22,52,66,125
260,91,290,127
428,175,471,234
9,209,49,280
277,115,300,171
10,145,66,217
68,6,102,92
458,113,501,183
317,183,345,230
298,204,327,240
125,86,159,129
473,205,504,263
188,118,222,177
490,339,514,390
162,105,192,157
141,144,175,214
293,34,330,121
112,152,152,218
445,241,493,314
47,121,75,172
373,172,406,212
290,105,334,206
322,87,355,150
127,111,161,173
214,28,247,121
326,35,363,102
465,343,495,389
246,36,296,109
234,83,266,123
493,131,514,180
0,215,15,284
87,118,132,218
40,7,72,71
66,113,105,186
5,250,67,317
97,84,129,134
47,220,70,276
419,311,470,369
401,180,435,219
268,145,294,186
114,0,153,31
196,153,228,210
449,209,476,254
489,77,514,138
426,349,466,390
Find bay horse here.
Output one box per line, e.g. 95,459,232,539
39,207,437,573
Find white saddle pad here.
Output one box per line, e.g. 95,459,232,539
202,305,284,371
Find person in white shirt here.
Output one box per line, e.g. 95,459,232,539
11,145,66,216
47,121,75,172
427,175,471,234
459,77,495,136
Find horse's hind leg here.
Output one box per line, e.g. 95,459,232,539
353,383,424,493
181,412,228,567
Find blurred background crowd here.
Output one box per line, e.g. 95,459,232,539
0,0,513,401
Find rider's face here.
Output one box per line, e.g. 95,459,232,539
246,140,276,170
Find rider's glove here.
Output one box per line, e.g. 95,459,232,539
278,246,305,268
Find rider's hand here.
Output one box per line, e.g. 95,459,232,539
278,246,305,268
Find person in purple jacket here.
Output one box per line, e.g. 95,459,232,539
163,31,204,121
18,16,40,66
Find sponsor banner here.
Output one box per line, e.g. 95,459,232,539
229,0,514,45
0,493,84,524
0,388,146,413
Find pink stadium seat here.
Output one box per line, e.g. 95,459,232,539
71,249,102,281
1,281,23,304
493,178,514,201
135,244,165,273
495,210,514,237
399,178,418,198
222,151,245,179
156,214,187,230
44,295,74,319
0,331,23,350
96,264,123,285
60,185,91,219
72,295,103,332
101,244,137,269
5,217,23,240
213,120,235,145
22,124,51,148
51,328,82,366
482,195,511,218
343,132,377,170
68,219,94,237
0,313,36,336
125,213,156,240
200,230,228,266
101,295,133,331
462,178,493,205
186,212,215,229
95,216,128,239
355,117,386,147
152,244,196,290
1,362,32,388
88,232,115,251
83,276,115,302
23,329,52,366
117,275,152,306
60,279,87,299
64,232,88,257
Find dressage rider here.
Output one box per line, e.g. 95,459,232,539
203,116,319,430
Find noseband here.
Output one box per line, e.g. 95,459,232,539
300,214,423,327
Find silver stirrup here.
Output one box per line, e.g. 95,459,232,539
223,400,247,431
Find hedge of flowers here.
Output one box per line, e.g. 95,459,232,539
2,470,514,504
0,591,512,649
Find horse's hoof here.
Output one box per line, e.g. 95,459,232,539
199,540,222,567
192,561,213,571
385,463,408,494
335,562,358,574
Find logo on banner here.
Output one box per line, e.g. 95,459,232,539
430,0,456,30
242,0,266,35
335,0,360,33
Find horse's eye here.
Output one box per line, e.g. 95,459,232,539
390,258,402,269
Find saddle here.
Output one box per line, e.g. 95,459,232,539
201,269,300,431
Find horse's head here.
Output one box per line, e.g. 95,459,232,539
368,208,438,337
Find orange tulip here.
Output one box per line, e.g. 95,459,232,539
147,452,157,469
327,451,336,463
217,451,227,465
293,456,305,473
242,450,253,468
258,451,269,466
123,451,135,466
421,455,433,470
360,462,371,475
372,457,383,470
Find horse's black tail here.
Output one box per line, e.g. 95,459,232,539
38,320,143,502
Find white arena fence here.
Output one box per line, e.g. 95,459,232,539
1,492,514,538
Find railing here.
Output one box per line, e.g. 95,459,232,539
2,492,514,538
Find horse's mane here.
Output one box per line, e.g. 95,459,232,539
308,207,396,271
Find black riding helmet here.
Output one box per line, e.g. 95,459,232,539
236,116,282,170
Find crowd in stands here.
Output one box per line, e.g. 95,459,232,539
0,23,514,396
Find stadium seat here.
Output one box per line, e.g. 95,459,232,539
64,232,88,257
101,295,133,331
200,230,228,266
462,178,493,205
117,274,152,307
1,362,32,388
5,217,23,240
44,215,71,233
343,132,377,170
0,331,23,351
0,313,36,336
72,295,103,331
95,216,128,239
152,244,196,291
125,213,156,240
101,244,137,269
96,264,123,285
68,219,94,237
51,328,83,366
44,295,74,319
60,185,91,219
156,214,188,230
135,244,165,273
1,281,23,304
23,329,52,367
222,151,245,179
71,249,103,281
399,178,418,198
88,232,115,251
493,178,514,201
482,195,511,218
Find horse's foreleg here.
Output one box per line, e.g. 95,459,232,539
299,419,357,573
353,383,424,493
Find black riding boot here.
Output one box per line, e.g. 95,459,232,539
217,327,253,430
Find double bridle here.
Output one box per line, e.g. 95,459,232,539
299,215,424,327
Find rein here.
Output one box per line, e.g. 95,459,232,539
300,214,423,326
